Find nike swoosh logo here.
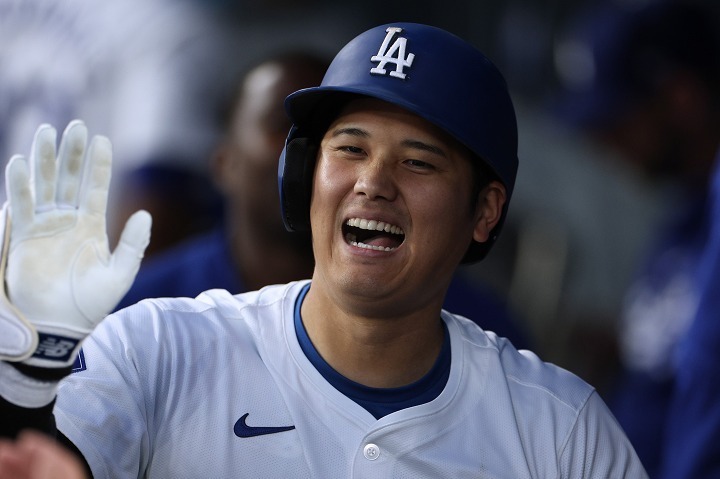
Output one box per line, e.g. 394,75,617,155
234,413,295,438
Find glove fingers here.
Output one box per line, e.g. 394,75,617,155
78,135,112,219
56,120,88,209
29,124,58,212
111,209,152,280
5,155,34,230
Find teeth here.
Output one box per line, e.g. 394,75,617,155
348,240,395,252
346,218,404,235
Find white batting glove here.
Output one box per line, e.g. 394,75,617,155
0,120,152,368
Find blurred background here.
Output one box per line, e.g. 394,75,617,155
1,0,718,396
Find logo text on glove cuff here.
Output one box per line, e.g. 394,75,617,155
33,333,80,362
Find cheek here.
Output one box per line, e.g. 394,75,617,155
415,178,472,219
309,157,347,238
411,183,476,249
311,154,357,205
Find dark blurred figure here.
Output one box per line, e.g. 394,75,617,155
114,48,531,350
554,1,720,477
667,161,720,479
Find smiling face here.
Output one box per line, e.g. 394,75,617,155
309,98,505,316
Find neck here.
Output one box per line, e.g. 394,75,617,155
300,280,445,388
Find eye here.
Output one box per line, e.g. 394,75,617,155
329,143,365,157
340,145,364,154
404,159,436,170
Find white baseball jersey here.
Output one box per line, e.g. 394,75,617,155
55,280,647,478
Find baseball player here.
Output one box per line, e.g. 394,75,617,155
0,23,646,478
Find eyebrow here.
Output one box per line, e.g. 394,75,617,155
331,127,369,138
401,139,447,158
331,127,447,157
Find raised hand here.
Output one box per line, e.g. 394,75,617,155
0,121,151,367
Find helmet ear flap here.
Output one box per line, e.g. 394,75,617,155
279,134,318,232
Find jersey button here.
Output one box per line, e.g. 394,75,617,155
363,443,380,461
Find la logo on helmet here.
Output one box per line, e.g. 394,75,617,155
370,27,415,79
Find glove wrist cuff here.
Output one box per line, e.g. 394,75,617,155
0,360,59,408
10,361,73,381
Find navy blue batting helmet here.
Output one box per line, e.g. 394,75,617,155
278,22,518,262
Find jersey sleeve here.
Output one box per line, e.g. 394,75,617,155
52,303,163,478
559,390,649,478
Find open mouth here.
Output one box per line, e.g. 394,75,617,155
343,217,405,251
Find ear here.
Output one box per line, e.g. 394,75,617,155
472,180,506,243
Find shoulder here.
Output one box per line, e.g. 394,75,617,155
446,314,647,475
111,281,306,335
87,282,305,375
448,313,594,412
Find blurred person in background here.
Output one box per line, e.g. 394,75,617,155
115,50,325,308
553,1,720,476
663,161,720,478
469,1,666,394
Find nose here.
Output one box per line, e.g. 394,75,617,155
353,157,397,201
